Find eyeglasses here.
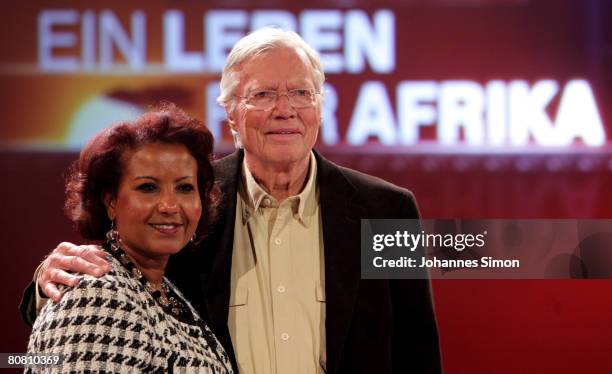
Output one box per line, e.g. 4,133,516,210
238,88,320,110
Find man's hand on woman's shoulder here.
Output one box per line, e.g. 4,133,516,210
39,242,111,302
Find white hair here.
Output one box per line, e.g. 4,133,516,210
216,27,325,114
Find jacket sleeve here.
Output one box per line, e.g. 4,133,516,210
19,281,38,327
391,192,442,373
20,263,49,327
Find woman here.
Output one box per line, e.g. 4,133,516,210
27,104,232,373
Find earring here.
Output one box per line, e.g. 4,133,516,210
190,233,197,244
106,220,119,243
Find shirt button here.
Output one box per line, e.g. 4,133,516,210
263,197,271,207
281,333,290,341
277,285,286,293
274,238,282,245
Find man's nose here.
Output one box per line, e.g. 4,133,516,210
272,92,296,116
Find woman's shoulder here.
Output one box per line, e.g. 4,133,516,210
28,260,166,372
31,260,156,351
38,259,149,322
76,258,140,291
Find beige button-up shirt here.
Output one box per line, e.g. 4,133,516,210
228,152,326,374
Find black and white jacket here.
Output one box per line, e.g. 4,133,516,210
27,248,233,374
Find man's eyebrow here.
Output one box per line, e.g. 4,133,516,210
248,85,277,91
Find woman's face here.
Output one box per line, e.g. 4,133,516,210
105,142,202,261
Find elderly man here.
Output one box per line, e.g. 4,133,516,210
21,28,441,373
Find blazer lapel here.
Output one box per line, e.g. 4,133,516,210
201,149,243,367
315,151,365,374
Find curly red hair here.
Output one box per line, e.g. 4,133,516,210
64,102,220,242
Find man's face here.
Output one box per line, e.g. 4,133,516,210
227,47,321,169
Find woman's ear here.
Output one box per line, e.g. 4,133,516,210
103,193,116,221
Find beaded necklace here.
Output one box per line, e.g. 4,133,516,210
106,237,191,321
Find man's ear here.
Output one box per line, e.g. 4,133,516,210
103,193,116,221
226,108,237,132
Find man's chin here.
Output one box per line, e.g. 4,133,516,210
263,149,310,167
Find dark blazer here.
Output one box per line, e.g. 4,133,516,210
166,150,441,374
21,149,441,374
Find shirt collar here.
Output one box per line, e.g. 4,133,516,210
240,151,318,227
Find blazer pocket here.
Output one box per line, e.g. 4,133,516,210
229,286,248,306
228,286,250,373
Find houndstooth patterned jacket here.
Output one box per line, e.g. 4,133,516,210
26,250,233,374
